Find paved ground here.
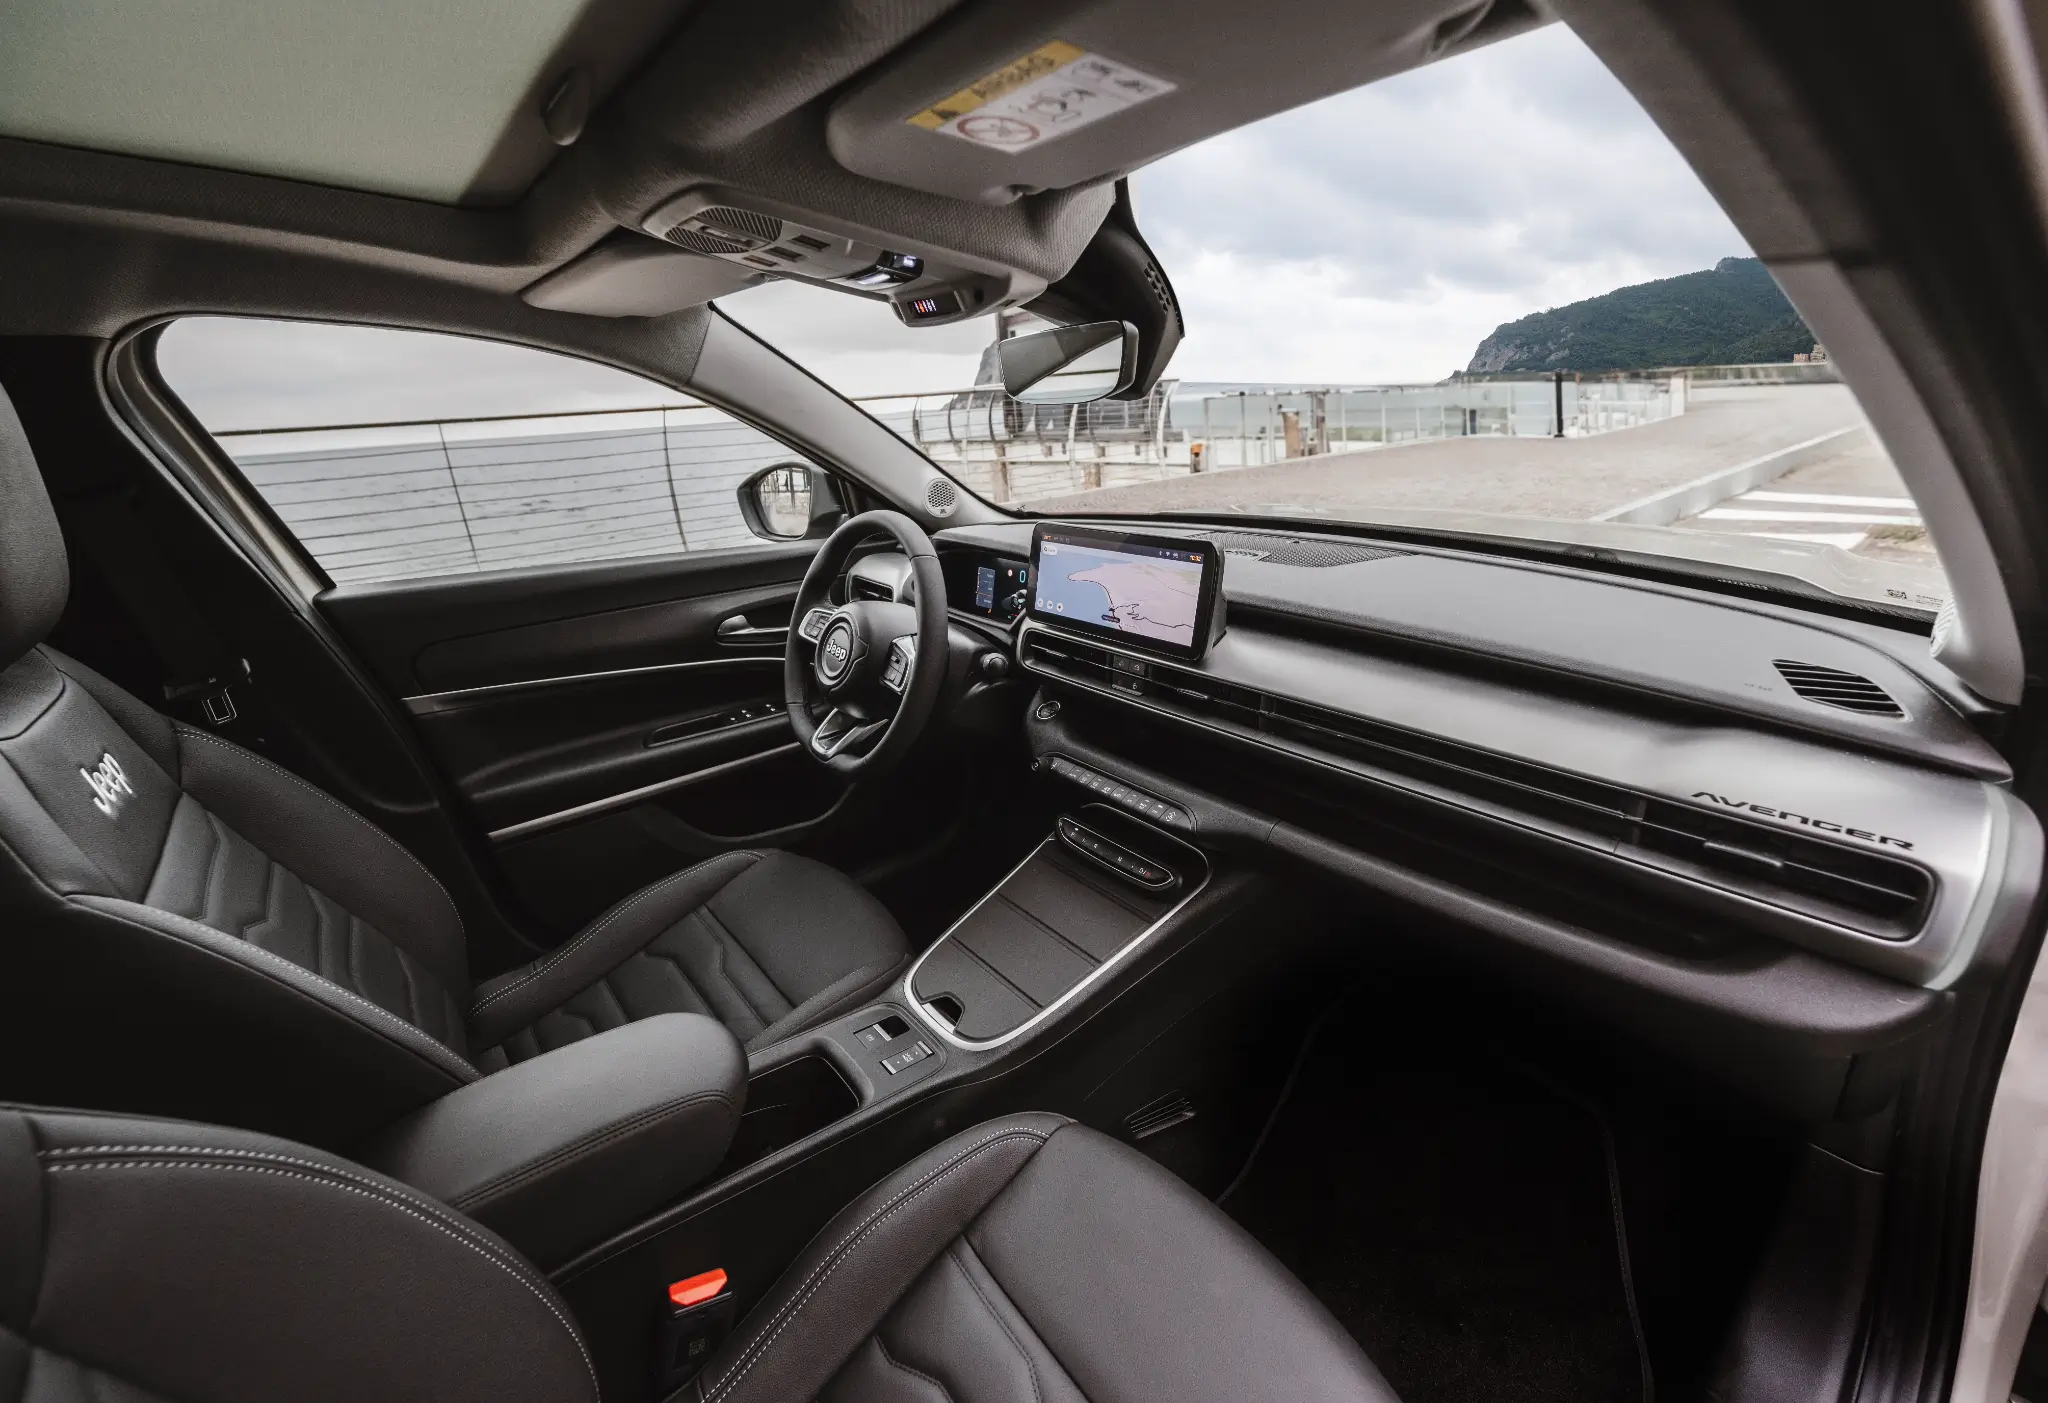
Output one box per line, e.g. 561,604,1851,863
1665,432,1935,567
1021,383,1941,575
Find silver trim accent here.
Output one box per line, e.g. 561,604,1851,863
405,656,778,713
902,833,1211,1052
716,615,789,646
487,739,799,842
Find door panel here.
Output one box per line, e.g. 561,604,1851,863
323,543,819,694
407,658,790,834
319,543,841,931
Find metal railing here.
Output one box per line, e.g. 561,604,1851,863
214,372,1696,584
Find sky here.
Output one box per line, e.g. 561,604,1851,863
161,21,1753,425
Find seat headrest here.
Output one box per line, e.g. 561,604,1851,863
0,384,67,669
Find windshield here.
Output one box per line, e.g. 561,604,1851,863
720,23,1946,618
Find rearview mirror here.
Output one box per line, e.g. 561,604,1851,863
997,320,1139,405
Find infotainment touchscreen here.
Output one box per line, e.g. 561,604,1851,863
1028,524,1225,662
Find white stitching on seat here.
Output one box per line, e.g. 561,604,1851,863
700,1124,1054,1403
80,899,478,1083
471,851,763,1017
43,1151,598,1399
176,727,468,948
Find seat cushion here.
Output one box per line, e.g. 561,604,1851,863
694,1113,1400,1403
469,850,909,1066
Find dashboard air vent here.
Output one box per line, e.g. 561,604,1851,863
699,206,782,242
1773,660,1905,718
1633,798,1930,933
662,226,748,256
1211,533,1404,568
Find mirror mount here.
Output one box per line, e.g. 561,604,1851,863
1021,179,1182,401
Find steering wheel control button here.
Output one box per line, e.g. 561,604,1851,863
881,637,915,694
1033,699,1061,721
798,606,834,642
1044,757,1191,829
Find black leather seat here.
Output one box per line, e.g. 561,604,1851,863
0,383,907,1144
0,1104,1400,1403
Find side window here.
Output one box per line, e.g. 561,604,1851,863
155,317,822,585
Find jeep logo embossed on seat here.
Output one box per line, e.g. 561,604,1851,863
82,752,133,818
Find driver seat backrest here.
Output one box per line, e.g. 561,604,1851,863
0,643,481,1140
0,383,479,1143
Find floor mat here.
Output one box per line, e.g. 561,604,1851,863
1221,1022,1648,1403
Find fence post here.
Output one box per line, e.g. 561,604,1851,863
1553,371,1565,438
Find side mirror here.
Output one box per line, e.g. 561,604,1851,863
997,320,1140,405
736,462,844,541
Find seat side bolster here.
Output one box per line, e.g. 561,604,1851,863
5,1104,597,1403
355,1013,745,1268
468,850,763,1046
173,726,470,995
968,1124,1402,1403
80,896,480,1091
694,1113,1071,1403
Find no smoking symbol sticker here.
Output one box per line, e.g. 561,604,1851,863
957,114,1039,146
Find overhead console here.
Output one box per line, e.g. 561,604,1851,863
636,189,1035,326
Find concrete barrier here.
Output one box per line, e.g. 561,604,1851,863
1592,424,1869,526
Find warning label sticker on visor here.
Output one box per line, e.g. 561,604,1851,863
906,41,1176,152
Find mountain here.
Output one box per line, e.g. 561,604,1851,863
1463,257,1817,374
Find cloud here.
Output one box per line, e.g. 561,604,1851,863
1133,22,1747,382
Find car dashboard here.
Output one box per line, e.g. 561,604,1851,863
855,518,2042,1119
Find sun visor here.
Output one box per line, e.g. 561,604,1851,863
826,0,1548,205
523,235,763,317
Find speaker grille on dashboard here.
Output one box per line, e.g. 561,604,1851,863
924,479,959,517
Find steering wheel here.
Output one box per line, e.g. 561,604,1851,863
785,510,948,778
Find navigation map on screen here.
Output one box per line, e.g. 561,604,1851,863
1033,534,1207,648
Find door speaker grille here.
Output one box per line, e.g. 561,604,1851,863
1772,659,1905,717
924,479,959,517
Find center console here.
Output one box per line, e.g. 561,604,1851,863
906,804,1209,1047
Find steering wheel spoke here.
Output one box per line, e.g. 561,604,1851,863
809,708,888,759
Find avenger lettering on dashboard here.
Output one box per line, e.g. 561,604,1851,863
81,752,134,818
1691,791,1914,849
